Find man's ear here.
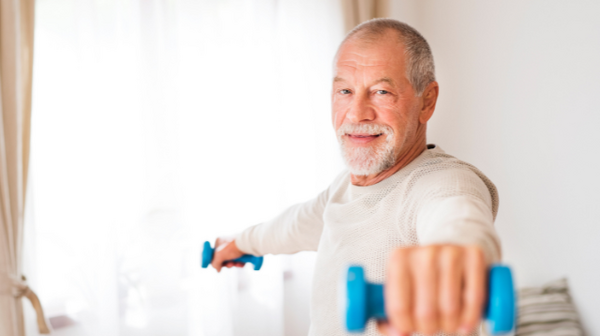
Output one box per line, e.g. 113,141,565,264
419,81,439,124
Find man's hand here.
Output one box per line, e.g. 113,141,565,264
211,237,245,272
377,245,486,336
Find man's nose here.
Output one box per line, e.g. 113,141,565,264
346,94,375,123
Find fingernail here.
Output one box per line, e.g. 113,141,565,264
458,326,471,335
389,326,407,336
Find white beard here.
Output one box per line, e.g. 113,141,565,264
336,123,396,176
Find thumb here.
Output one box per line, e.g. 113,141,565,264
212,239,243,272
211,239,229,272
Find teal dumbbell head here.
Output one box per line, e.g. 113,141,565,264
345,264,515,335
201,241,264,271
486,265,516,333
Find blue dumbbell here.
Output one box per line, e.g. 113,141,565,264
201,241,264,271
345,264,515,334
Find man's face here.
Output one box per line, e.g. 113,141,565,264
332,32,422,176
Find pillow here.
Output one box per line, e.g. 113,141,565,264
516,278,583,336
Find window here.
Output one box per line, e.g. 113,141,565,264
26,1,344,335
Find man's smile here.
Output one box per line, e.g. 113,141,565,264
345,133,384,145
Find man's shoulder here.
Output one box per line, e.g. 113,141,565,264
406,145,499,217
411,145,492,183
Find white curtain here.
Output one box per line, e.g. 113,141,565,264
26,1,344,335
340,0,390,33
0,0,50,335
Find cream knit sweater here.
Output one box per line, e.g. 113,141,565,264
236,145,501,336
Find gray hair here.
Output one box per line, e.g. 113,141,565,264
342,18,436,96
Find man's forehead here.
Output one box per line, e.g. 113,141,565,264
336,51,391,67
334,38,406,73
334,75,397,86
339,29,404,55
333,49,406,83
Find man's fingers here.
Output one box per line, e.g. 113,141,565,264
215,260,244,270
459,246,486,334
377,321,410,336
384,245,488,335
211,238,226,272
376,321,390,335
211,238,246,272
438,246,462,334
212,239,232,272
385,248,414,334
411,247,438,335
211,256,224,272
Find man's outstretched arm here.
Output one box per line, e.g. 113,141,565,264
210,187,329,272
380,170,501,335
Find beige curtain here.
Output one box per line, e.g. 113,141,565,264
0,0,49,335
341,0,390,33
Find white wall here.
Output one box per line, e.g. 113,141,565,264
391,1,600,333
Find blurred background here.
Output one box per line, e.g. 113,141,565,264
17,0,600,335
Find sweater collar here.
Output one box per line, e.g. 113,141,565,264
348,144,442,196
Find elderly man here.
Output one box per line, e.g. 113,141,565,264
212,18,500,336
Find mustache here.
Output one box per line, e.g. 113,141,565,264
336,123,394,138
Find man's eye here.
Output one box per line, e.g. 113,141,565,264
376,90,389,95
340,89,351,94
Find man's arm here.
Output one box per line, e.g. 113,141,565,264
415,168,501,264
211,186,330,272
236,188,329,255
417,195,501,264
379,168,501,335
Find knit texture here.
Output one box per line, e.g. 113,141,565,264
237,145,501,336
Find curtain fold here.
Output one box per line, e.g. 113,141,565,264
0,0,49,334
340,0,390,33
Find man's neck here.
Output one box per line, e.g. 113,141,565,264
350,140,427,187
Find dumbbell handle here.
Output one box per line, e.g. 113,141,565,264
201,241,264,271
345,265,515,334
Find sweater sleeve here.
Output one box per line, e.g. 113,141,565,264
235,187,329,256
415,169,502,264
